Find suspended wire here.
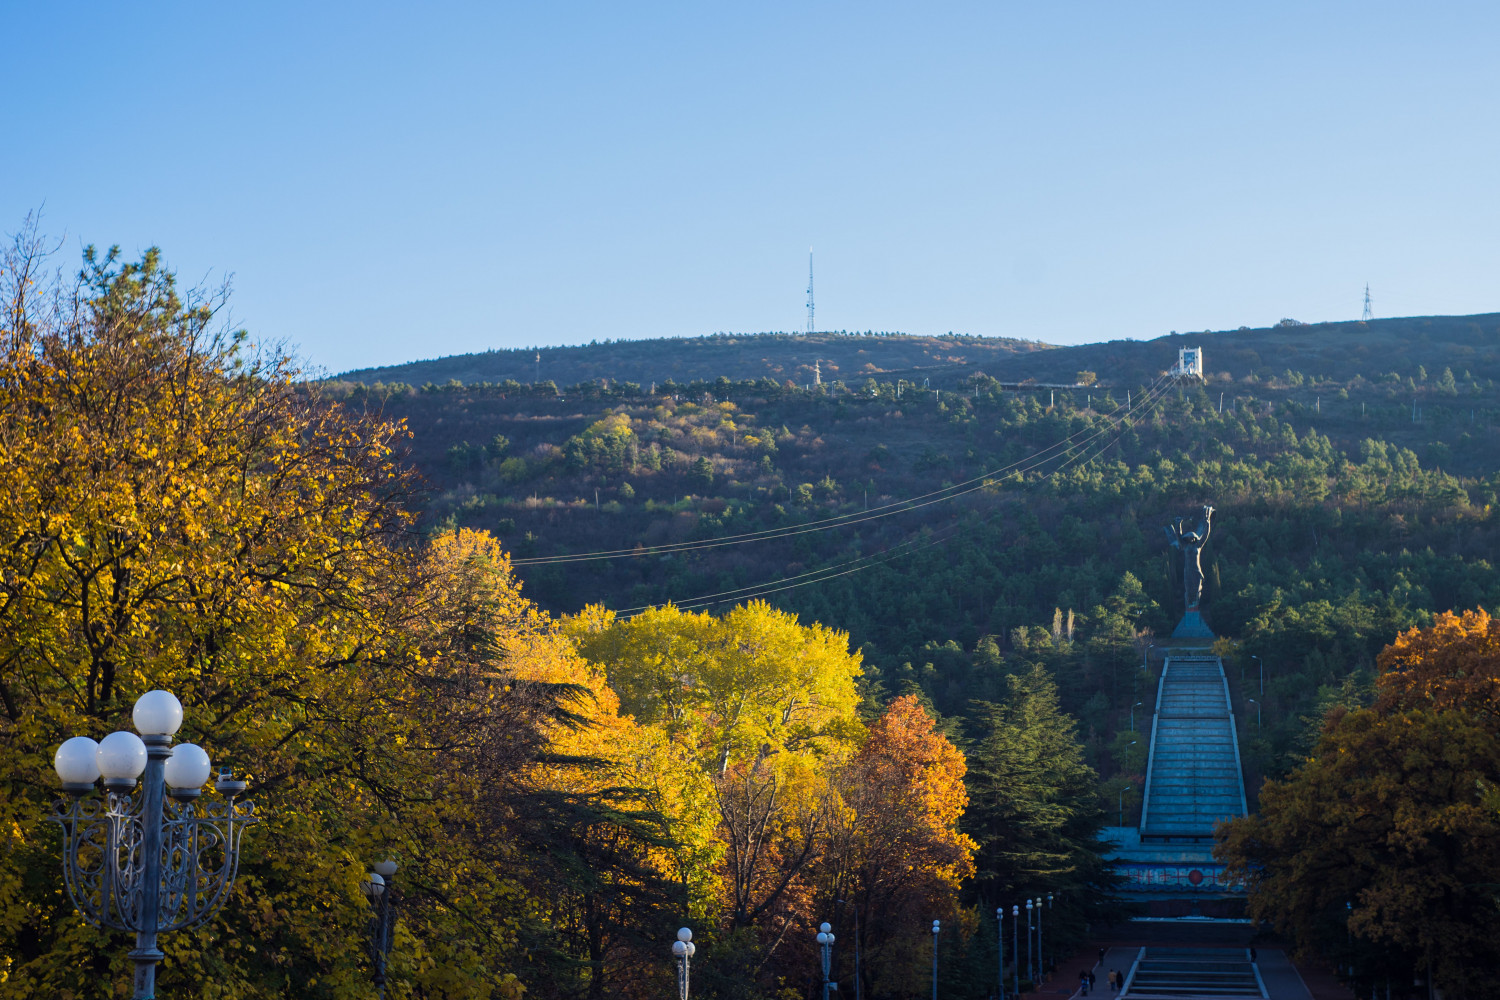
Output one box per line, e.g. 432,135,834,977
615,374,1183,617
621,382,1175,617
514,373,1170,565
512,373,1176,566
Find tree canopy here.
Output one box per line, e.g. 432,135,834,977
1218,610,1500,996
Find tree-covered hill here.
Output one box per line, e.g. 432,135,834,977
321,315,1500,804
336,312,1500,392
336,330,1054,390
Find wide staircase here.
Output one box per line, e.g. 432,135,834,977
1139,655,1247,842
1121,947,1264,998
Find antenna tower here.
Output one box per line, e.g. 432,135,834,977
1361,284,1373,322
806,248,815,335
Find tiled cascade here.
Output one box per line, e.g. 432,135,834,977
1139,656,1248,840
1122,948,1264,998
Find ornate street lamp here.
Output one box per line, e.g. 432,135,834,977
50,690,259,1000
672,926,696,1000
362,859,399,998
816,922,836,1000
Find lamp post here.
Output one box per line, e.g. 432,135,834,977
1143,643,1156,682
1035,896,1046,984
1119,782,1133,826
1011,906,1019,996
1345,901,1353,979
996,907,1006,1000
1130,701,1144,733
837,898,862,1000
931,919,940,1000
1248,698,1261,730
362,860,399,998
1251,655,1262,696
1026,898,1034,986
50,690,258,1000
672,927,695,1000
817,922,836,1000
1045,895,1054,976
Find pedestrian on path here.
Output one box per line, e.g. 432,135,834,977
1107,969,1117,991
1098,947,1106,966
1080,971,1090,995
1088,971,1097,992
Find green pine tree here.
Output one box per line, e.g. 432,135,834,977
965,664,1124,961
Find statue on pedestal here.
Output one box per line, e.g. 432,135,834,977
1165,505,1215,638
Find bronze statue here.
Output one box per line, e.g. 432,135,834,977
1165,505,1214,611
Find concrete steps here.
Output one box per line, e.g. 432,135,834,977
1140,657,1248,840
1123,947,1265,999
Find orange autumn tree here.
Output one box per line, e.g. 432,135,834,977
820,695,976,999
1375,607,1500,720
1218,610,1500,995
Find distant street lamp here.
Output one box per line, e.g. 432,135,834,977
1130,701,1144,733
362,859,399,998
1345,901,1354,979
672,927,696,1000
1036,896,1050,984
837,898,862,1000
50,690,258,1000
1026,899,1034,986
1248,699,1262,730
1046,895,1054,974
1011,906,1019,996
816,922,836,1000
1119,782,1133,826
1251,655,1263,696
995,906,1006,1000
931,919,941,1000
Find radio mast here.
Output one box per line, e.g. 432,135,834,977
1361,284,1373,322
806,248,815,334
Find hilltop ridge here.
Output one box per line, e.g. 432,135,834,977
337,312,1500,390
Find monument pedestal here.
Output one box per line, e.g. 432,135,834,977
1171,610,1215,639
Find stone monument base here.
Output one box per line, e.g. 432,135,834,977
1171,610,1215,639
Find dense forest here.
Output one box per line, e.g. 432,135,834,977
326,323,1500,800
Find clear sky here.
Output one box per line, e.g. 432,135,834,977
5,2,1498,374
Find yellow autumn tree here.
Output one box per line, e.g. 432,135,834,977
565,601,864,949
0,232,644,999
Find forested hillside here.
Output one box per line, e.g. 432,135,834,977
327,316,1500,806
337,330,1052,391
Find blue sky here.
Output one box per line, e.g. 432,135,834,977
5,2,1498,374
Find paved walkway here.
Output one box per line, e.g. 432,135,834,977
1033,945,1327,1000
1254,950,1314,1000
